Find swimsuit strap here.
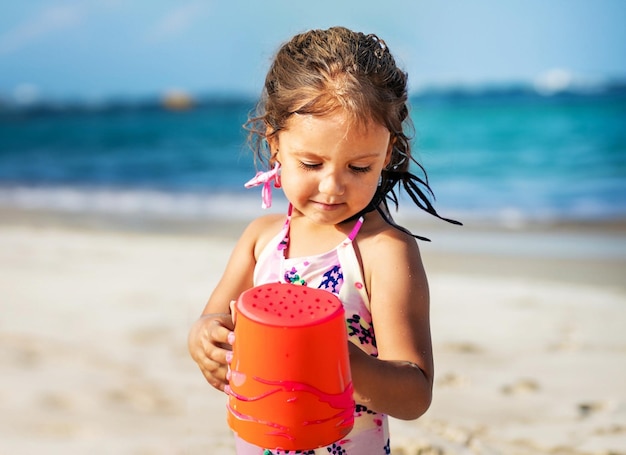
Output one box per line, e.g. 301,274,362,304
275,204,293,252
345,216,364,242
285,203,294,228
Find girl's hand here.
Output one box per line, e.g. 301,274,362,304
188,311,235,392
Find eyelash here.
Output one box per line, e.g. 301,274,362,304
298,162,372,174
298,162,321,171
351,165,372,174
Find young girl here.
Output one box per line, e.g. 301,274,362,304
188,26,460,454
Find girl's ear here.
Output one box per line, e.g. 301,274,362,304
384,137,396,168
266,126,280,164
268,140,281,166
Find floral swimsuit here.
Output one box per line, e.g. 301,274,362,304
234,205,390,455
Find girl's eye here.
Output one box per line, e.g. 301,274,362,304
298,162,321,171
350,165,372,174
297,161,371,174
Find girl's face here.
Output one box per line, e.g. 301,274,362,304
273,110,392,226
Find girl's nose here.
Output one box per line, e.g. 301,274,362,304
318,170,345,196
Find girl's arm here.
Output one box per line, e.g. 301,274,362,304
350,227,434,420
188,215,280,391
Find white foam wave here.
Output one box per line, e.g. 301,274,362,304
0,185,622,227
0,185,288,221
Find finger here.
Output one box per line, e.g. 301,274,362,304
206,345,233,366
220,312,236,332
203,369,227,392
199,355,229,389
208,318,234,347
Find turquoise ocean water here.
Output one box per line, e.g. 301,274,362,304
1,88,625,225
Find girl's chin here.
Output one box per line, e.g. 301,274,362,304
298,205,363,226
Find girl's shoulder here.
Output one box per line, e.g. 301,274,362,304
240,213,287,259
245,212,286,232
357,213,423,273
359,212,419,250
356,215,427,308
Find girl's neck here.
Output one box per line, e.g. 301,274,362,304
285,211,357,258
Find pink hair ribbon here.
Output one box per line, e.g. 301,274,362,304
244,162,281,209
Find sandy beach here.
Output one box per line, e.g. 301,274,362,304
1,207,625,455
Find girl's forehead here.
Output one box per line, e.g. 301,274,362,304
278,111,391,157
285,110,385,134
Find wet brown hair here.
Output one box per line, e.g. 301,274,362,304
245,26,460,239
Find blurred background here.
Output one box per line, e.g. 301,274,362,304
2,3,626,454
1,0,625,228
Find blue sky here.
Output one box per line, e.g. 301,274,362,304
1,0,626,103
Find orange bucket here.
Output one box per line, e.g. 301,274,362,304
227,283,354,451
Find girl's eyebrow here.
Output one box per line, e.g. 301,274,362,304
291,149,382,160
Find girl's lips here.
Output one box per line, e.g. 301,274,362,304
313,201,344,211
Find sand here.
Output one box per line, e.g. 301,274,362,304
1,208,625,455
